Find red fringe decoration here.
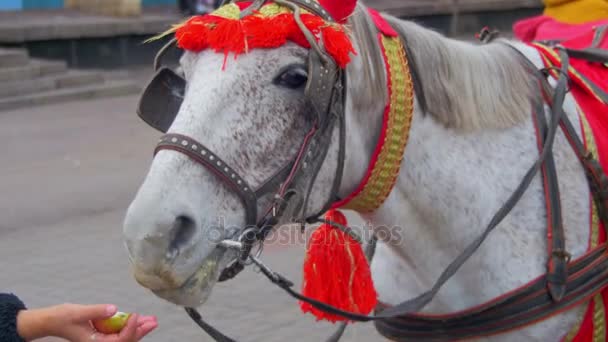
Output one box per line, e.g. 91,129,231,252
246,14,291,48
176,17,210,52
300,210,377,322
174,5,356,69
207,18,246,55
321,25,356,68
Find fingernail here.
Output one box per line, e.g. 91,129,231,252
106,305,117,315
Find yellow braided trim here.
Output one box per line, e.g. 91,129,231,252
580,108,602,248
343,35,414,213
594,294,607,342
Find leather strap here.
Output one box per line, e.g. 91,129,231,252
564,47,608,65
532,97,569,302
374,247,608,341
592,25,608,48
155,134,258,226
185,308,237,342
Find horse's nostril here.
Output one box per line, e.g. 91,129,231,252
167,215,197,258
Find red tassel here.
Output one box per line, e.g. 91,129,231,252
206,19,246,56
246,14,291,48
300,209,377,322
176,16,210,52
321,25,356,68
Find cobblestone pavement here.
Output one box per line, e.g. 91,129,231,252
0,95,381,341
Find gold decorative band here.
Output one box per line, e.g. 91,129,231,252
342,35,414,213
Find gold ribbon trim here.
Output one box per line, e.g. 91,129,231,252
341,35,414,213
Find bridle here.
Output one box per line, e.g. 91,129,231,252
138,0,350,339
143,0,347,280
137,3,608,341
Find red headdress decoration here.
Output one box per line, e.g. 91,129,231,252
163,1,356,69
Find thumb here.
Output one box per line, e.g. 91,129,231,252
77,304,118,321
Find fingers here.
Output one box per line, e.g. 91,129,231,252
135,319,158,340
136,315,157,326
93,314,137,342
117,313,138,341
88,313,158,342
77,304,118,321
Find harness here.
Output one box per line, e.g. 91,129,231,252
136,2,608,340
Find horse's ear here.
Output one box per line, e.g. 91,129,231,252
319,0,356,23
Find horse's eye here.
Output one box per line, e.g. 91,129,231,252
274,66,308,89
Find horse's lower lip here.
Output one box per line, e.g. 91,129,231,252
151,247,227,303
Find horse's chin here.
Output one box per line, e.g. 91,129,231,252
151,247,234,307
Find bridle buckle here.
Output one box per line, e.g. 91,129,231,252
552,249,572,263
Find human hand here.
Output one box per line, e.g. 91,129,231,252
18,303,157,342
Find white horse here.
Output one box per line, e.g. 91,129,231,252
123,2,592,340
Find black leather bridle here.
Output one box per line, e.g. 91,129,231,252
139,0,347,275
138,0,350,339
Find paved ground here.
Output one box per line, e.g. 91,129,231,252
0,92,381,341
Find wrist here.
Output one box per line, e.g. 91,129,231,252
16,307,55,341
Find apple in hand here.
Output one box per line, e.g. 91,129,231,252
92,311,131,334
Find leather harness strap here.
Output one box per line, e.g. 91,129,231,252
155,134,259,225
532,95,569,302
374,248,608,341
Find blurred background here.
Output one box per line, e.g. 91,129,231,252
0,1,542,341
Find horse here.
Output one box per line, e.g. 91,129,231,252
122,0,605,340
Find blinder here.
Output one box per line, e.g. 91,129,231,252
137,67,185,133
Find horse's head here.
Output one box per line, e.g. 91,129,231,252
123,0,358,307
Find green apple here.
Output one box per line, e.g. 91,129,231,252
92,311,131,334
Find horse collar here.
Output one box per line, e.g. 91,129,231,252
332,9,415,214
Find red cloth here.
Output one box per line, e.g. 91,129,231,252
532,26,608,342
367,8,398,37
514,15,608,43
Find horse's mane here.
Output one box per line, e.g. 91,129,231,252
349,4,538,131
